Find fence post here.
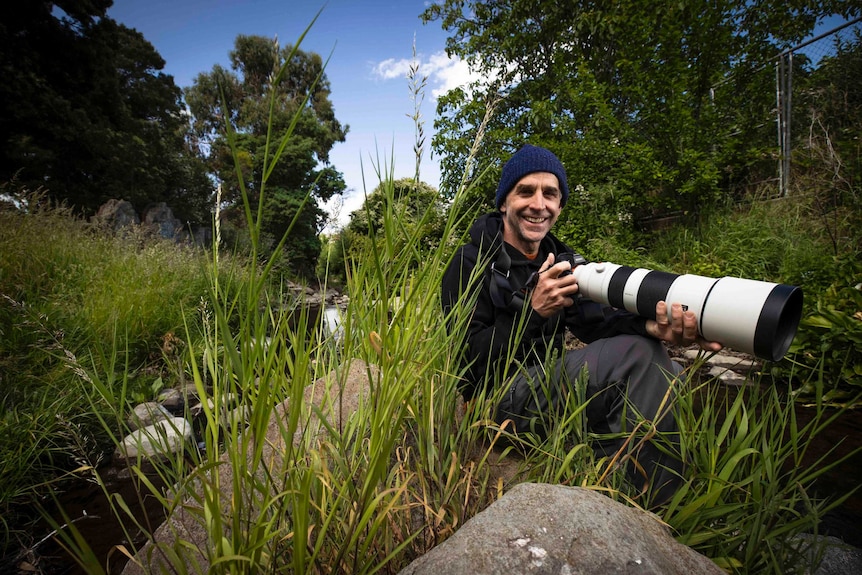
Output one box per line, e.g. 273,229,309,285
776,52,792,197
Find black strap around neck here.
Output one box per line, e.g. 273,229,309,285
489,246,513,308
489,245,537,311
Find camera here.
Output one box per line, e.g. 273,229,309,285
568,258,803,362
556,252,587,276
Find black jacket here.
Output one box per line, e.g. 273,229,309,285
441,212,648,399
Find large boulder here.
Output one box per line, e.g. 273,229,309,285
398,482,725,575
142,202,183,240
92,199,140,232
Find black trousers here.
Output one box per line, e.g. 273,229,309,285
495,335,683,503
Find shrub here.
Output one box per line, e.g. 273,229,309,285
784,253,862,400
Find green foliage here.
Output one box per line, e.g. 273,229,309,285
644,187,860,399
4,12,860,574
185,34,348,278
651,210,791,281
344,177,446,265
0,1,212,222
4,126,851,575
422,0,856,216
316,232,349,287
786,254,862,400
665,376,858,574
553,182,641,263
48,31,500,570
450,327,857,574
794,27,862,194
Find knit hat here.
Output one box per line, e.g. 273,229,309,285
495,145,569,209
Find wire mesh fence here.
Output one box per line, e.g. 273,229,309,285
777,17,862,197
709,17,861,199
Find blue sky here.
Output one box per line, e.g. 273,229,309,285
108,0,470,230
106,2,853,230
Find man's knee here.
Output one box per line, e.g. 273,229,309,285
608,334,666,360
594,335,673,380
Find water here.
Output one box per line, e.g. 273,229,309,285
322,306,342,340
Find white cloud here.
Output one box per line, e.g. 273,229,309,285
372,51,484,99
425,52,482,98
372,57,414,80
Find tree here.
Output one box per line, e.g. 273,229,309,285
0,0,212,222
344,177,445,265
421,0,859,224
185,35,347,277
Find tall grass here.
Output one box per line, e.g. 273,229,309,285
646,191,862,399
648,191,853,288
46,21,504,575
665,364,858,573
3,162,848,573
0,195,220,560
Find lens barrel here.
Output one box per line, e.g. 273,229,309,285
572,262,803,362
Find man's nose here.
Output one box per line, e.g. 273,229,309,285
529,190,546,210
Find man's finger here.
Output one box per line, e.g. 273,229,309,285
683,311,699,340
545,261,572,279
656,301,669,324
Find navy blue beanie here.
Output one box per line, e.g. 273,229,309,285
495,145,569,209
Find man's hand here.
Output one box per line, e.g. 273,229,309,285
530,253,579,318
647,301,723,351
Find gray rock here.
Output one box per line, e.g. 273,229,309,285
707,365,753,386
324,288,340,304
398,482,724,575
793,533,862,575
92,199,140,232
115,417,193,461
142,202,183,240
817,540,862,575
128,402,172,431
682,349,757,371
178,382,204,404
156,388,185,413
190,225,212,247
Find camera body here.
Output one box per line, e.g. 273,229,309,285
565,257,802,362
556,252,588,276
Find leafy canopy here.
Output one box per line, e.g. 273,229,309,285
0,0,211,222
185,35,348,278
422,0,858,224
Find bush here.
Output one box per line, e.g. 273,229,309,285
553,182,642,263
784,253,862,400
643,190,860,400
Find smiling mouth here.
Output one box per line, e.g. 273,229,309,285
523,216,547,224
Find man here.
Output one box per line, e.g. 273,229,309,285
441,144,721,503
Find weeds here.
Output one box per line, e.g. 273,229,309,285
665,365,860,574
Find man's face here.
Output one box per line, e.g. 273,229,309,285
500,172,562,255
